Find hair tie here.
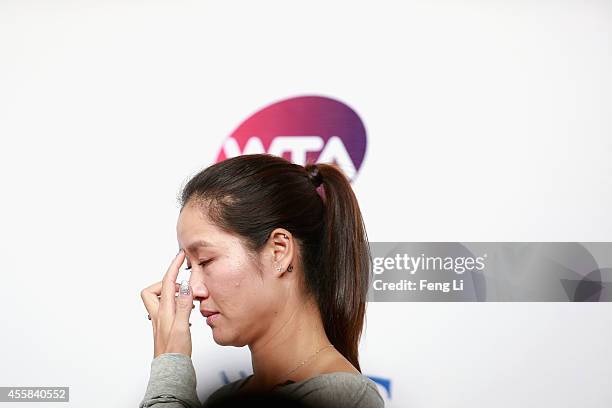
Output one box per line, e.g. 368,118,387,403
307,165,323,188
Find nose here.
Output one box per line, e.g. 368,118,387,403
189,276,210,301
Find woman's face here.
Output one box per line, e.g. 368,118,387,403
176,201,287,347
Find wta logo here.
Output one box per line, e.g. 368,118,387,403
215,96,367,181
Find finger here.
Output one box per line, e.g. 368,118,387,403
145,281,180,299
174,280,194,329
165,280,194,356
160,250,186,314
141,281,163,318
157,283,181,298
142,282,181,319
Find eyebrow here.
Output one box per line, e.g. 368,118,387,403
181,240,214,253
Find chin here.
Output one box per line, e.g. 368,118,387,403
211,329,247,347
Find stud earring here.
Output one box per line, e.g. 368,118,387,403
275,262,281,273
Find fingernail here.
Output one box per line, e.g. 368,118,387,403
179,280,191,296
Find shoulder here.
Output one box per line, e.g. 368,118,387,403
279,372,384,408
204,372,384,408
203,376,250,407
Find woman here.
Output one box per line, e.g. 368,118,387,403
140,154,383,408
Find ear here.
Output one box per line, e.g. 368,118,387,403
268,228,294,278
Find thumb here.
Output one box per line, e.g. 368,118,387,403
174,280,194,328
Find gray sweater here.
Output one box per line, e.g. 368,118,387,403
140,353,384,408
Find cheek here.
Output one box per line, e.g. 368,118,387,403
220,258,250,288
210,260,261,310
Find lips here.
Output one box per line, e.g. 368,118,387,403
200,309,219,318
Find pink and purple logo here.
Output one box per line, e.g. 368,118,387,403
215,95,367,181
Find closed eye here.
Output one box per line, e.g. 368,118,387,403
185,259,212,271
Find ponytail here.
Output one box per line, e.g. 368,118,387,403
304,162,371,373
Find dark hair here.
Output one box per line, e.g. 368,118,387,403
179,154,371,372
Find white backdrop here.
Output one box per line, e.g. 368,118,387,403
1,1,611,407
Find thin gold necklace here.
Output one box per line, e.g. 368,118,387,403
270,344,335,390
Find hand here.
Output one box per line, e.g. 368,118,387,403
141,249,195,358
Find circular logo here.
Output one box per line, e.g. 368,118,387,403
215,95,367,181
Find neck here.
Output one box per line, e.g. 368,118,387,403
247,295,331,390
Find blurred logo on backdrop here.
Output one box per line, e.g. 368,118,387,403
215,95,367,181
